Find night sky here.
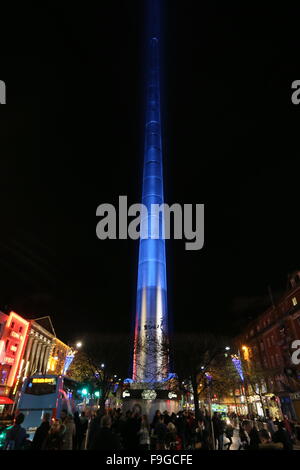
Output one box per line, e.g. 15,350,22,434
0,2,299,343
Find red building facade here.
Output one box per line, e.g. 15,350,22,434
0,312,30,411
235,271,300,420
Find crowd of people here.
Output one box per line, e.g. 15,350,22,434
1,407,299,451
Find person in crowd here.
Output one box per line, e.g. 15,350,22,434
239,420,250,450
163,410,171,425
89,414,121,450
80,411,88,433
138,415,150,450
165,422,178,450
42,419,66,450
266,416,276,437
258,429,283,451
224,420,234,450
151,410,161,430
242,420,260,450
283,415,296,443
176,411,188,450
193,418,209,450
73,411,84,450
4,413,28,450
32,413,51,450
273,421,294,450
61,414,76,450
87,408,103,449
154,415,168,450
212,412,225,450
111,408,122,437
123,410,141,449
60,409,68,423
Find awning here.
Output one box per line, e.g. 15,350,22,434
0,397,14,405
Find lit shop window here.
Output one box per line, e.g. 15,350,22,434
292,297,297,307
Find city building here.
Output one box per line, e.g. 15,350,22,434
14,317,56,396
0,311,30,412
235,270,300,420
0,310,72,415
47,337,69,375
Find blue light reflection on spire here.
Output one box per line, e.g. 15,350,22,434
132,2,168,383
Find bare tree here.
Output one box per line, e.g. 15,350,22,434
172,332,229,420
69,333,130,413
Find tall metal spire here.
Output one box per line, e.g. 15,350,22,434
132,1,169,383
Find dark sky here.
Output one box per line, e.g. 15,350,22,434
0,2,299,343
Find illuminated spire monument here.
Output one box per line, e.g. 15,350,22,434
123,1,179,416
132,1,169,385
132,35,169,384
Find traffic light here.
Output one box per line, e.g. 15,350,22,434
80,388,88,396
94,391,100,398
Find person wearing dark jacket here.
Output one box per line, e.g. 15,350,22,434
193,419,209,450
89,414,121,450
224,422,234,450
212,412,225,450
32,413,51,450
5,413,28,450
273,422,294,450
243,420,260,450
87,409,103,449
258,429,283,451
42,419,66,450
154,416,168,450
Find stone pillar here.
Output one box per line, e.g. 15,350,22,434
38,342,46,373
23,334,34,364
43,344,51,373
28,337,39,376
32,339,42,374
20,333,34,381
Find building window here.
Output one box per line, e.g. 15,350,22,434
292,297,297,307
11,322,15,328
19,326,23,333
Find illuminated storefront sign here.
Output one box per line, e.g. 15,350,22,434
11,331,21,340
142,390,157,400
4,357,14,365
0,340,5,364
2,312,29,387
211,404,228,414
122,389,180,400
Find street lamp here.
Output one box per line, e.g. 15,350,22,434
76,342,82,349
